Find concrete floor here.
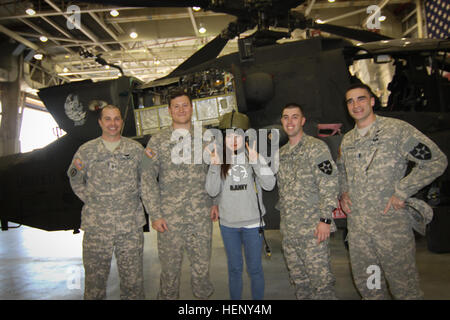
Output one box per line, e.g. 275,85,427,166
0,223,449,300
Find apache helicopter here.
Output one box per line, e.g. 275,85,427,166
0,0,448,236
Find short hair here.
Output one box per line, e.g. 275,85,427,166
281,103,305,117
168,88,192,106
98,104,122,120
345,83,375,98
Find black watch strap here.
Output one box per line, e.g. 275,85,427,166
320,217,332,224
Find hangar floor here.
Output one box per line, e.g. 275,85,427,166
0,223,449,300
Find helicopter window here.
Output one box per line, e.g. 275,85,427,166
140,108,160,130
158,107,172,127
218,95,236,116
134,69,237,135
134,93,238,136
196,98,219,121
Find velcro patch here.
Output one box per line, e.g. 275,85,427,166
318,160,333,175
145,147,156,159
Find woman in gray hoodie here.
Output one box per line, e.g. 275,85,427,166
205,111,276,300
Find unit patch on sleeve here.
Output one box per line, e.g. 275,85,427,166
73,158,84,170
318,160,333,175
409,142,432,160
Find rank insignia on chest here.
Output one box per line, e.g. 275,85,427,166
109,162,117,171
145,147,156,159
410,142,432,160
372,129,381,142
318,160,333,175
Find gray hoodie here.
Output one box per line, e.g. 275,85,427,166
205,155,276,228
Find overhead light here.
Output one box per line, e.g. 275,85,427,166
63,67,68,73
328,0,335,2
129,31,138,39
315,19,325,24
39,36,48,42
198,24,206,34
154,60,161,65
25,87,39,95
26,8,36,16
34,53,43,60
110,9,119,17
192,7,201,11
379,15,386,22
105,65,110,69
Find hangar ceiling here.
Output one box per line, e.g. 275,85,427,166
0,0,417,91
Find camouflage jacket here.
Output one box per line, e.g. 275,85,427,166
141,126,212,226
67,136,146,234
337,115,448,230
277,134,339,238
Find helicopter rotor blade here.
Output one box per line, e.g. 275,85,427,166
311,21,392,43
167,19,251,76
168,34,230,77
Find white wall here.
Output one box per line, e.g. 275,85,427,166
19,108,66,153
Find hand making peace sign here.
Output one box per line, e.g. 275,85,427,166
206,143,222,165
246,140,258,163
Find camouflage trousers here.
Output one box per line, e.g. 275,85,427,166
82,229,145,300
282,234,336,300
156,221,214,300
348,224,424,300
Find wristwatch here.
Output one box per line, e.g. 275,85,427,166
320,217,332,224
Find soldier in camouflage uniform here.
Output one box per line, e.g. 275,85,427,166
67,105,146,300
338,83,448,299
141,89,214,300
277,103,339,300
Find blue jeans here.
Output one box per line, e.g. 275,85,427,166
220,224,264,300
